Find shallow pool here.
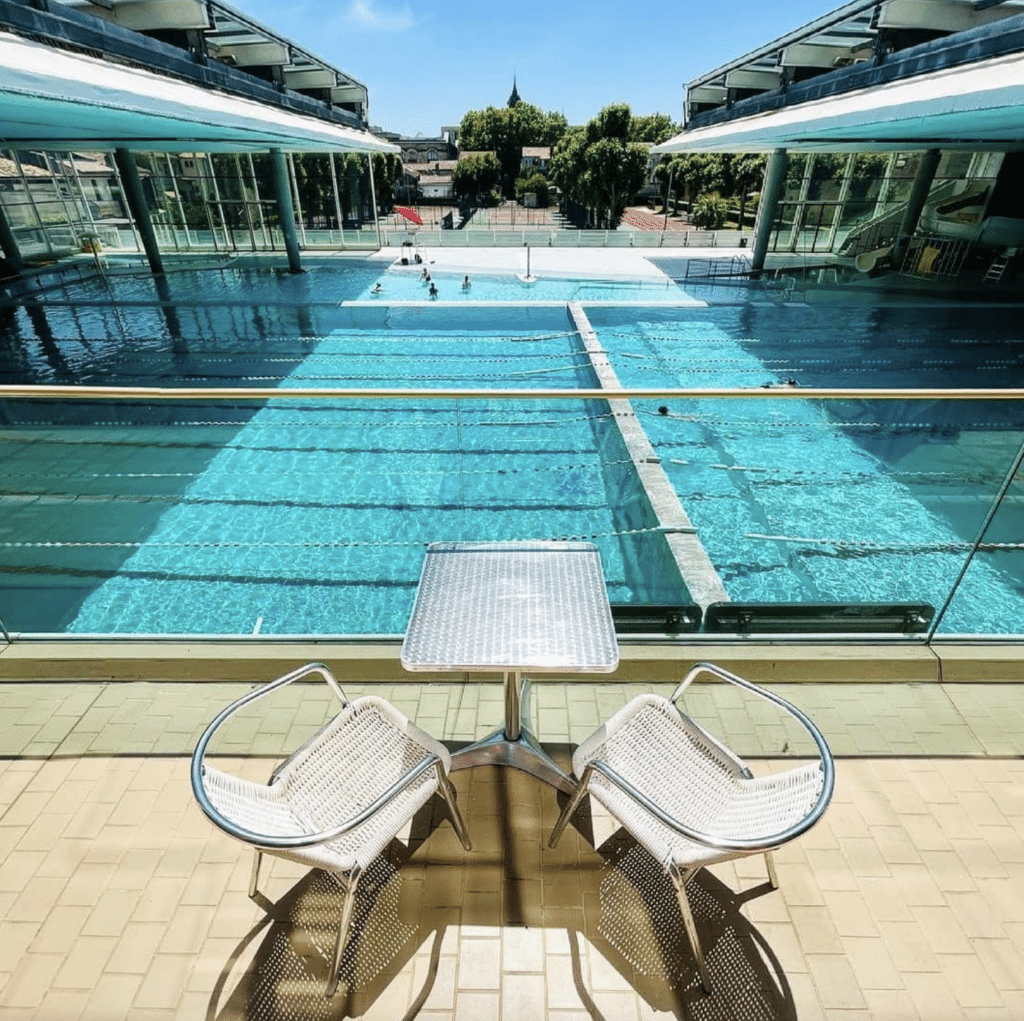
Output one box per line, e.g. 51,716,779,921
356,267,695,303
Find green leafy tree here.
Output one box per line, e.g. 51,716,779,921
629,113,680,145
515,171,549,206
371,152,403,212
728,153,767,229
458,103,567,196
452,153,502,203
656,153,716,213
550,104,650,228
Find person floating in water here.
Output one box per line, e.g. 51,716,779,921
658,405,669,416
761,378,799,389
462,275,471,290
429,282,438,298
371,282,383,294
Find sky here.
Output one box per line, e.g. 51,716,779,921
227,0,835,137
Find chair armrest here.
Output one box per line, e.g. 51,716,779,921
193,750,444,851
191,662,355,847
191,661,346,778
671,660,834,806
585,754,828,853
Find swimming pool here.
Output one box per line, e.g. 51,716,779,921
0,275,683,634
2,260,1024,636
588,304,1024,633
354,266,696,303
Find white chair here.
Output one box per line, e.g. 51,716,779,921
191,662,471,997
549,661,833,993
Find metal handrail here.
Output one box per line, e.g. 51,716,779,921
3,385,1024,401
583,661,834,853
189,661,439,850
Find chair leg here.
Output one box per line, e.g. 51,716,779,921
248,849,263,899
669,865,712,994
327,867,362,998
548,766,592,849
436,768,472,851
765,850,779,889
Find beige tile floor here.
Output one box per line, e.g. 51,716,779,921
1,675,1024,1020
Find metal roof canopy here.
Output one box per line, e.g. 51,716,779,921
656,0,1024,154
49,0,370,108
0,30,397,154
687,0,1024,106
0,0,396,154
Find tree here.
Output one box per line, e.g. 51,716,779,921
550,104,649,228
658,153,715,213
728,153,767,229
629,113,680,145
692,192,729,229
458,102,567,197
452,153,502,204
515,171,549,206
370,152,403,212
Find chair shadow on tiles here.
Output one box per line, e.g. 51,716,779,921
577,825,798,1020
206,826,451,1021
206,767,798,1021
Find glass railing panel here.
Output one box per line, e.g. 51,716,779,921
927,435,1024,637
3,262,1024,641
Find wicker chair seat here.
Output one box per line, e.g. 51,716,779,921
549,662,833,994
575,694,825,870
191,665,471,997
201,696,446,874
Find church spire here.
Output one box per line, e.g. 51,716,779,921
507,76,521,107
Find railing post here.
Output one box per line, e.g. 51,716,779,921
927,435,1024,641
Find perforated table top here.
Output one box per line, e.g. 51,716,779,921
401,541,620,673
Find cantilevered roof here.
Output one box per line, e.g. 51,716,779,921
655,49,1024,154
655,0,1024,155
0,0,396,155
49,0,371,112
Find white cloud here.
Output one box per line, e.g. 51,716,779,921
344,0,416,32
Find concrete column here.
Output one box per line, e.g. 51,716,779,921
750,148,788,275
270,148,302,273
113,148,164,275
891,148,941,269
366,152,382,249
0,200,25,275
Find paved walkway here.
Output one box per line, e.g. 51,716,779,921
620,208,692,233
1,675,1024,1019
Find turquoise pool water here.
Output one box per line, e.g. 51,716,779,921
354,267,694,303
3,261,1024,635
588,305,1024,634
0,285,676,634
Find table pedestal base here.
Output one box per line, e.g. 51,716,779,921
450,678,574,792
450,727,575,793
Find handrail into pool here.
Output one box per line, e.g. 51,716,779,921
2,385,1024,400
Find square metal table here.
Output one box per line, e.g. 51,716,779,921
401,541,620,791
